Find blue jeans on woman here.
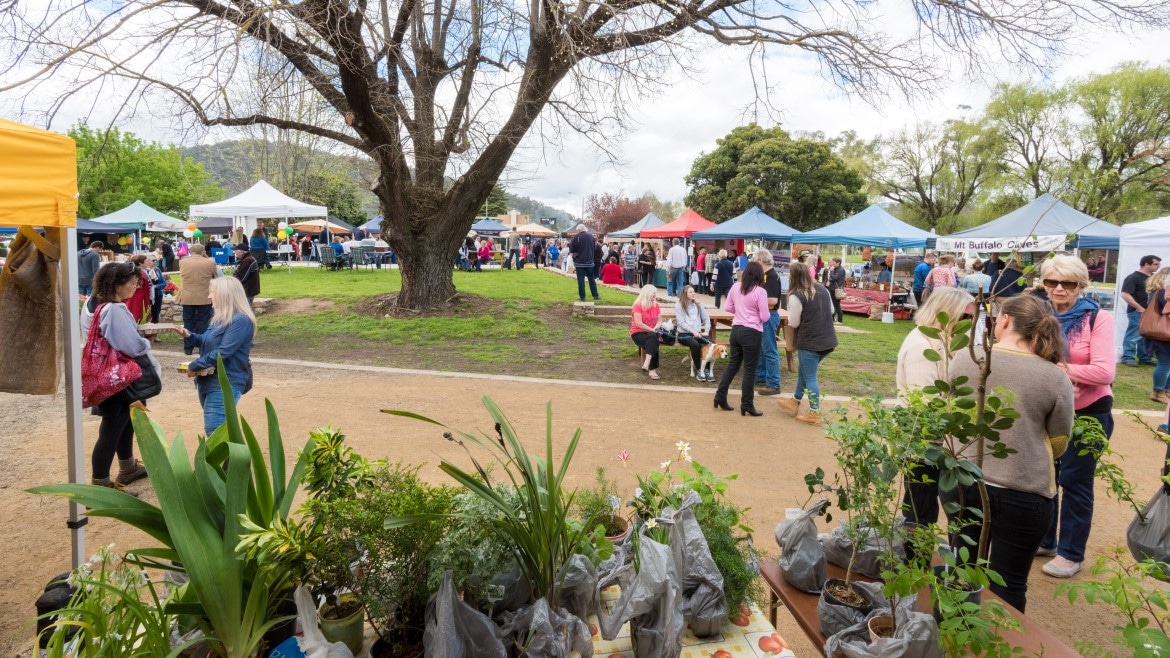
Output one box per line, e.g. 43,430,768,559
793,349,828,410
1041,404,1113,563
754,311,781,390
199,384,242,436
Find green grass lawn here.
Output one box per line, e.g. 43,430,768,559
189,267,1165,410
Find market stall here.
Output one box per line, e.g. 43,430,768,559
937,193,1120,252
0,118,84,567
1114,214,1170,360
607,211,665,240
640,209,716,288
794,206,931,318
190,179,327,237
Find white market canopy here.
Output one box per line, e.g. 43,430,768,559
189,180,326,222
88,200,187,232
1113,214,1170,360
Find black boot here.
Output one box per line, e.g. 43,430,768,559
713,397,733,411
740,404,763,417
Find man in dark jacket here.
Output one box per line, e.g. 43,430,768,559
990,259,1025,298
232,245,260,306
78,240,103,295
568,230,599,301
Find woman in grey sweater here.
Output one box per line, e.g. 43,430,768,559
84,263,159,492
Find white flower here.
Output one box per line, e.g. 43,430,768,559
660,460,672,469
645,518,659,529
675,440,690,452
684,455,693,463
634,487,643,498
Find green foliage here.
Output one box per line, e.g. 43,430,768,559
71,123,222,218
29,364,313,658
875,118,1005,232
39,544,183,658
324,463,457,645
481,183,510,216
573,466,626,536
631,443,758,610
1060,549,1170,658
426,486,518,609
384,398,601,608
684,123,867,230
236,426,381,607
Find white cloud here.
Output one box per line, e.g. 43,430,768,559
509,26,1170,217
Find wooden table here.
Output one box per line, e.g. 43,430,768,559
658,308,791,369
759,558,1079,657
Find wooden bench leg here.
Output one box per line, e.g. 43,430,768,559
785,348,795,372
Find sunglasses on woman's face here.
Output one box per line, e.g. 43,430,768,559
1042,279,1080,291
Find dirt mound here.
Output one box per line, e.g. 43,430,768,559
351,292,500,318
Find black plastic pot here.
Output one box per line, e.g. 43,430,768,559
821,578,874,614
262,590,299,658
930,565,984,622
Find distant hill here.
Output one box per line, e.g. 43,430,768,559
186,139,577,227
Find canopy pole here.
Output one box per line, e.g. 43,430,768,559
53,225,86,568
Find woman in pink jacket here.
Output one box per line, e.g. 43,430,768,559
714,261,771,417
1036,255,1116,579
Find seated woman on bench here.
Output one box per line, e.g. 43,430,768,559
630,284,664,381
675,284,713,381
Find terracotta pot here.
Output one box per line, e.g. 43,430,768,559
319,593,365,655
867,614,894,642
605,515,631,543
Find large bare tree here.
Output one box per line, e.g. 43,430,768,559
3,0,1168,308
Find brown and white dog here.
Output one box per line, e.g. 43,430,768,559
685,343,728,380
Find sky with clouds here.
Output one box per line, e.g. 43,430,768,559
507,25,1170,218
3,4,1168,221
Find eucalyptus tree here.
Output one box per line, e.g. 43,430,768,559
3,0,1168,307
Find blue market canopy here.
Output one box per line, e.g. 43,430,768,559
471,217,510,235
361,216,383,233
693,206,796,242
793,205,933,249
87,200,186,232
609,212,665,239
940,193,1119,250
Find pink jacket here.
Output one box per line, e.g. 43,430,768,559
725,285,770,332
1064,310,1116,409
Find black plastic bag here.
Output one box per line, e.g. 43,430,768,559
557,554,597,625
822,519,904,580
489,561,530,618
823,596,942,658
667,491,728,637
776,500,829,593
423,572,506,658
595,534,683,658
818,580,885,638
497,597,592,658
1128,443,1170,570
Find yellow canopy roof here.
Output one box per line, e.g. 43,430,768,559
0,118,78,227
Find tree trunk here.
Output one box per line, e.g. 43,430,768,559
393,231,459,309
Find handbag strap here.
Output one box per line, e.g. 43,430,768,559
86,302,107,344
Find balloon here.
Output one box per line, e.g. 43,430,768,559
278,229,288,239
278,221,288,230
192,229,203,239
183,229,194,238
187,222,197,231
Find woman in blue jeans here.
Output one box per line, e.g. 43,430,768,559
175,277,255,435
777,264,837,424
1145,268,1170,404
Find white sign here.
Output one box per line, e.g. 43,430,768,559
934,234,1067,252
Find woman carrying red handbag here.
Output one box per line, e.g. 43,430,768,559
80,262,171,492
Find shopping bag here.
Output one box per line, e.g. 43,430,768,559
81,304,142,408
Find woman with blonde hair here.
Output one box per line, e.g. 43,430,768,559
175,277,257,435
895,286,974,558
1035,254,1116,579
1145,267,1170,404
629,284,664,380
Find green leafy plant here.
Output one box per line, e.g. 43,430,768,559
237,426,380,611
426,486,519,610
38,544,187,658
30,363,313,658
573,466,626,537
1059,549,1170,657
631,442,759,611
384,397,602,608
324,462,457,650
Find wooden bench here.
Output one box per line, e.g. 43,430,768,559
758,558,1079,657
637,307,794,372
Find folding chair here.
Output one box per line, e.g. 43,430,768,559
318,247,338,270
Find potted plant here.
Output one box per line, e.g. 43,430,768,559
574,466,629,542
384,398,608,649
237,426,378,654
31,365,313,658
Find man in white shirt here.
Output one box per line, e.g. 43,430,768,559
343,236,361,254
666,238,689,297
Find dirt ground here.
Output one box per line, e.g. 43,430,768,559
1,358,1165,657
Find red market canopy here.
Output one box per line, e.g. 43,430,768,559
639,209,715,238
